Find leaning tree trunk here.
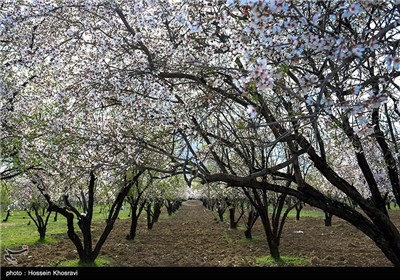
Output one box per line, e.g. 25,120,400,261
2,209,11,222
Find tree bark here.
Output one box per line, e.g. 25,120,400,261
295,202,303,221
324,211,333,227
2,209,10,222
244,209,259,239
126,199,145,240
229,208,236,229
259,210,281,260
166,201,174,216
153,201,162,223
127,214,139,240
146,203,153,230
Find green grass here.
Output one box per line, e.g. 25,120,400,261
287,206,400,218
220,207,325,221
388,203,400,211
239,235,261,243
221,205,399,221
0,206,130,248
56,257,112,267
256,255,311,266
0,211,68,248
287,208,324,218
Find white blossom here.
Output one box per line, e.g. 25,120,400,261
246,105,257,118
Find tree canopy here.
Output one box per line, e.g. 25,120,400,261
1,0,400,266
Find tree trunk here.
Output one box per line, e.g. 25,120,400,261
78,218,93,264
126,198,146,240
176,200,182,211
244,229,252,239
78,250,97,265
244,209,259,239
153,201,162,223
229,208,236,229
217,200,225,222
217,209,224,222
127,216,139,240
2,209,10,222
295,202,303,221
38,227,46,241
146,204,153,230
259,212,281,260
296,182,400,266
166,201,173,216
324,211,333,227
167,206,173,216
268,239,281,260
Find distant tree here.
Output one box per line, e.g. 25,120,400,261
1,182,13,222
125,171,151,241
25,196,51,241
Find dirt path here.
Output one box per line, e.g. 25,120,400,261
101,200,265,266
4,200,399,267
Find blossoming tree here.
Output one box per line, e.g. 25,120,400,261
1,0,400,266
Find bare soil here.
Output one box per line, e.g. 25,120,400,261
4,200,399,267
